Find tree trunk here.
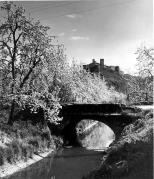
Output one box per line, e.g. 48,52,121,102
8,100,15,125
145,92,148,102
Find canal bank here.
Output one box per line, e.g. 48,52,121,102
0,149,55,178
1,121,114,179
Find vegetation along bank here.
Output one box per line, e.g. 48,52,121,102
0,1,153,178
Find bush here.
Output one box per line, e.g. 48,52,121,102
41,130,51,141
52,136,63,149
28,137,40,148
0,147,4,166
10,140,22,160
21,145,28,160
4,147,14,163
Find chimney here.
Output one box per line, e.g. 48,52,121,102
100,59,104,74
92,59,96,63
115,66,119,73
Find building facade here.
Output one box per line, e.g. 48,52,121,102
83,59,121,75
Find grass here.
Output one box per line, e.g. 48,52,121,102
83,109,153,179
0,119,63,167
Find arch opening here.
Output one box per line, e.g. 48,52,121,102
75,119,115,150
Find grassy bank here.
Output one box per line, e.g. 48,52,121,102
0,120,63,178
83,109,153,179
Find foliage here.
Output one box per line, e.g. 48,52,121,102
52,61,126,104
125,46,153,104
125,75,153,103
136,46,154,78
0,2,62,124
0,2,52,93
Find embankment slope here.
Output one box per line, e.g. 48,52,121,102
84,109,153,179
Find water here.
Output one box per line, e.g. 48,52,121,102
50,147,103,179
6,121,114,179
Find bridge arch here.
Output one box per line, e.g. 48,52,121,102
61,114,134,146
52,103,142,146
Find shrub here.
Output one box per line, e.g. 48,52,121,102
10,140,22,160
0,147,4,166
4,147,14,163
41,129,51,141
52,136,63,149
28,137,40,148
20,143,30,161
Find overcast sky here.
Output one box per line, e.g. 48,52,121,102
0,0,153,73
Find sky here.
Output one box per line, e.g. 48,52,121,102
0,0,153,73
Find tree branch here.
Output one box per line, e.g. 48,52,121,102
0,40,13,58
20,57,41,89
15,32,22,44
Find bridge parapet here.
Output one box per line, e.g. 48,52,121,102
59,103,142,117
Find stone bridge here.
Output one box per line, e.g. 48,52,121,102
48,103,142,146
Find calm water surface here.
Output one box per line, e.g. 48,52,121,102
6,121,114,179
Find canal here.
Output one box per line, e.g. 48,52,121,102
6,121,114,179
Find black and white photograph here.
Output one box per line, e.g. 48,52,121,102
0,0,153,179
